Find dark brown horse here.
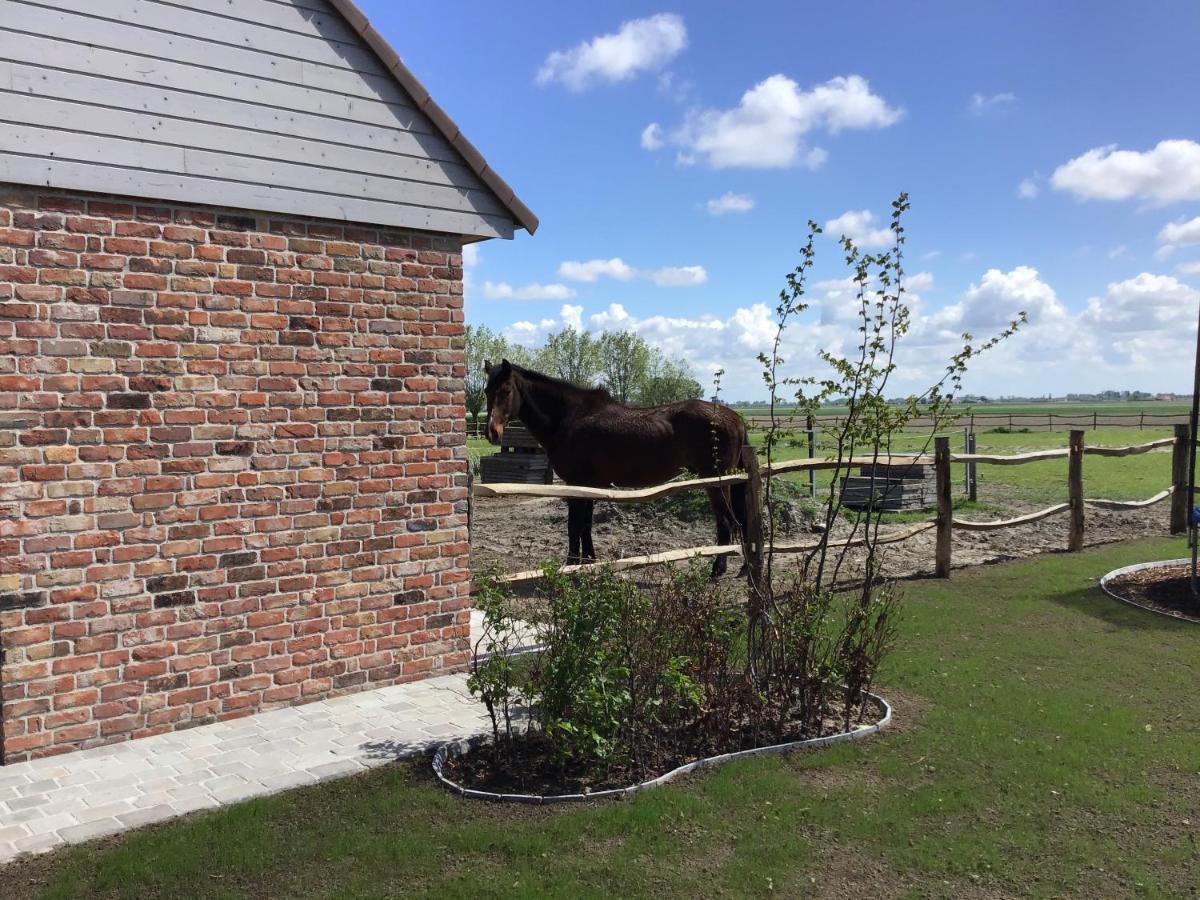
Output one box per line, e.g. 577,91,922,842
483,359,752,576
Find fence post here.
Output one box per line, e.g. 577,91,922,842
967,431,977,502
740,445,764,592
1068,429,1084,551
1171,424,1190,534
1093,411,1098,431
935,436,952,577
806,414,816,499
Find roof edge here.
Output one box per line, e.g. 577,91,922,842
326,0,539,236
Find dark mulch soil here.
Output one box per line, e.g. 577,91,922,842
1105,563,1200,622
443,700,879,797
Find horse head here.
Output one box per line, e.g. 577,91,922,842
483,358,518,445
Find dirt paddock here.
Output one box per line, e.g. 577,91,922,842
470,482,1170,585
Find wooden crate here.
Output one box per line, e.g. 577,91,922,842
479,422,554,484
840,461,935,512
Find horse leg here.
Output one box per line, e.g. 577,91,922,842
581,500,596,561
730,481,750,578
566,499,582,565
706,486,734,578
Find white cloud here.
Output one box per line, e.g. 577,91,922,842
640,123,664,151
493,266,1200,398
1080,273,1198,334
557,258,638,282
1017,179,1038,199
931,267,1067,334
908,271,935,292
1177,260,1200,276
705,192,755,216
1052,139,1200,203
1156,215,1200,258
481,281,577,301
921,250,942,261
462,243,481,268
824,209,893,249
968,92,1015,115
557,257,707,287
656,71,692,103
648,265,708,287
1108,244,1129,259
657,74,902,169
536,13,687,91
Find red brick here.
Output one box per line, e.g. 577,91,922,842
0,187,469,764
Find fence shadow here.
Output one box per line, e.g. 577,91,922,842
1042,582,1195,633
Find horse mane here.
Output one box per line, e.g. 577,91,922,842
512,364,615,405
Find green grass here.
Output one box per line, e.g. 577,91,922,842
731,400,1191,418
8,538,1199,899
753,426,1178,507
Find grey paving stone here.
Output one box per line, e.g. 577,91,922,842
57,818,124,843
13,831,65,856
0,666,495,866
6,795,49,812
117,805,177,829
307,760,365,782
0,824,31,844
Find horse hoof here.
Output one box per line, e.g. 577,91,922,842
710,559,728,579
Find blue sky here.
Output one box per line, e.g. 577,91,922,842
365,1,1200,400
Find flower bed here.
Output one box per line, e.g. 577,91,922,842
1100,558,1200,623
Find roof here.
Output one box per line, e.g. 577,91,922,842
327,0,539,236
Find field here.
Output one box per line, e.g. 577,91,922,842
5,538,1196,899
728,399,1192,419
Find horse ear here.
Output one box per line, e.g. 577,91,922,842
501,358,512,373
483,359,493,375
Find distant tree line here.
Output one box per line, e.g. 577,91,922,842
464,325,703,426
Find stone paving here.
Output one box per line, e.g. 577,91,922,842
0,612,501,865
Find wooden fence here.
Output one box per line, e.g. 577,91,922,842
744,411,1188,433
473,426,1190,585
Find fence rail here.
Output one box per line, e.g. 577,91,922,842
743,411,1189,432
474,426,1190,586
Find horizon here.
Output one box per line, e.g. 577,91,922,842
365,1,1200,401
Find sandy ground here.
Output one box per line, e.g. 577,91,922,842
470,482,1169,583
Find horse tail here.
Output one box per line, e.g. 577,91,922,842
730,416,756,534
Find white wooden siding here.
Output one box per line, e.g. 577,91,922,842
0,0,516,238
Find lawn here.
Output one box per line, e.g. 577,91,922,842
5,537,1198,899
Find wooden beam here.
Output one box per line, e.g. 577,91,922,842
765,454,932,474
473,473,747,502
1085,487,1173,510
493,522,937,586
935,436,952,578
950,448,1069,465
1084,438,1174,457
1171,424,1190,534
1068,430,1085,552
953,502,1071,531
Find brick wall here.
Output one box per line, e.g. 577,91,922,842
0,185,471,763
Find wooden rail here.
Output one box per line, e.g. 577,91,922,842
475,430,1189,584
496,522,937,586
953,503,1071,531
1084,487,1174,510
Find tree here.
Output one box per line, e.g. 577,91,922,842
537,327,601,386
597,331,652,403
637,357,703,405
464,324,510,426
